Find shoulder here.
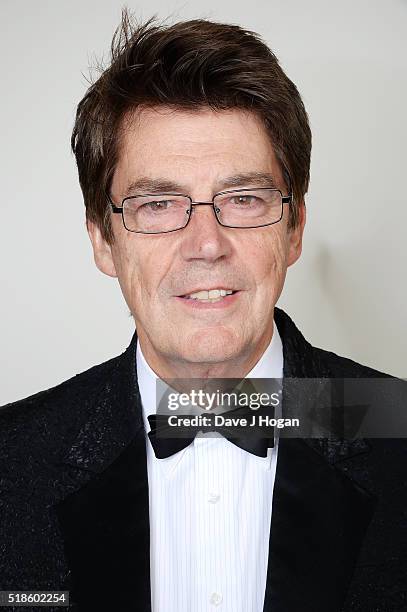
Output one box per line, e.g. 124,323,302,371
274,307,392,379
1,353,118,423
0,350,125,470
310,344,391,379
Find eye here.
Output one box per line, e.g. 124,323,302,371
233,195,256,204
229,194,263,206
143,199,172,211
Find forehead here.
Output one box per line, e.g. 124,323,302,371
113,106,283,193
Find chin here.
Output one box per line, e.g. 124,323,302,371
178,328,243,364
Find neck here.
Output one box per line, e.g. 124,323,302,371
137,327,274,381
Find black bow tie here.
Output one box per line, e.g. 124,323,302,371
147,407,275,459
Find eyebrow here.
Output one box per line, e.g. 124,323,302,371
122,172,278,197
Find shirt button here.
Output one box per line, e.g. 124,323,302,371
208,492,220,504
209,592,223,606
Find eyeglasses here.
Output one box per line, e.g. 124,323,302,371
107,187,293,234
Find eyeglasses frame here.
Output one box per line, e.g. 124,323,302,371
106,186,293,234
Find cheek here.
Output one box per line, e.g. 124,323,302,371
111,235,174,311
110,238,144,306
243,229,289,287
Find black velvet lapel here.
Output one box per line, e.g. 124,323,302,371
262,309,378,612
262,437,377,612
55,334,151,611
56,430,150,611
55,308,378,612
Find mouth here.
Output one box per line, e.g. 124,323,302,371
175,287,240,308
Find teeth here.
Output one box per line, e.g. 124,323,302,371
192,290,210,300
185,288,234,301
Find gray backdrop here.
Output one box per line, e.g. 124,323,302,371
1,0,406,404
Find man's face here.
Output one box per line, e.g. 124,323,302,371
88,107,305,375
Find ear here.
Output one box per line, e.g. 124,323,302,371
287,201,306,267
86,220,118,278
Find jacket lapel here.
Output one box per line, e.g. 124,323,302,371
262,309,378,612
263,437,377,612
55,334,152,611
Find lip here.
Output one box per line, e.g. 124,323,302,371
175,291,241,309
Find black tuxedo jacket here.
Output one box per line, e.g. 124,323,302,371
0,308,406,611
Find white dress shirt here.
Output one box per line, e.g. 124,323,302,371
136,323,283,612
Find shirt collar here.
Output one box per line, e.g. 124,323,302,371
136,321,284,470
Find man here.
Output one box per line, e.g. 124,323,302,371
0,12,405,612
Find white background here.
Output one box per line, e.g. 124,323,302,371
1,0,406,404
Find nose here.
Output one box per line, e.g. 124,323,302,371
179,201,232,263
